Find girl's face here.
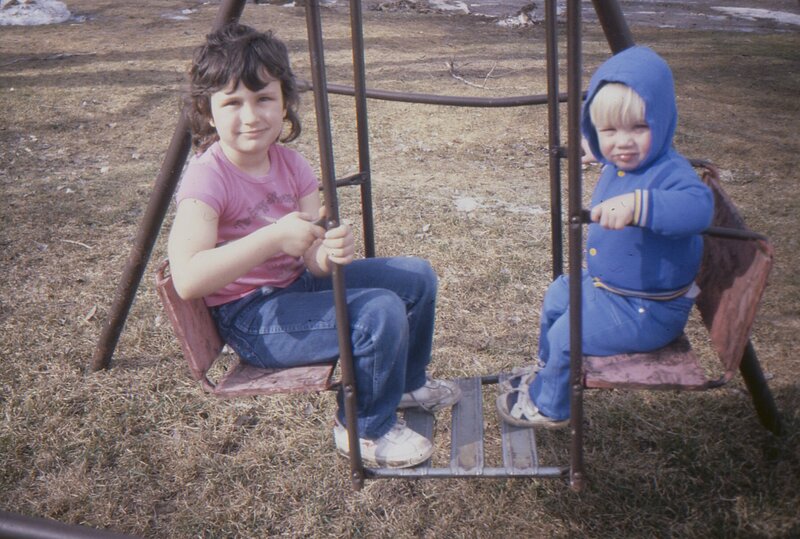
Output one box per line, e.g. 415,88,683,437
209,74,285,172
595,119,652,171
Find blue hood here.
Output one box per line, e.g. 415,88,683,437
581,46,677,172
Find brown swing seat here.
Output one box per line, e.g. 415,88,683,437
583,162,773,391
155,260,336,398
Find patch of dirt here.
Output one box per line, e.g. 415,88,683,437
366,0,800,33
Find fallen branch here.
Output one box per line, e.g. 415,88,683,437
1,52,96,67
445,58,499,89
60,239,91,250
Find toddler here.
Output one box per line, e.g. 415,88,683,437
497,46,714,427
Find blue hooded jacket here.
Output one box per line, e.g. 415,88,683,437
581,46,714,297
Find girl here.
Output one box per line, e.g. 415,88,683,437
168,23,460,468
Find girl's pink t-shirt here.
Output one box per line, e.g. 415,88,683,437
175,142,319,307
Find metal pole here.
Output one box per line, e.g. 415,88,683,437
348,0,376,258
544,0,563,279
566,0,586,492
590,0,635,53
301,81,571,108
91,112,190,371
739,341,784,436
305,0,365,490
0,511,137,539
91,0,248,371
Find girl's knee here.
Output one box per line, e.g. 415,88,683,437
351,290,408,343
409,256,437,281
387,257,438,303
411,258,438,299
404,256,437,282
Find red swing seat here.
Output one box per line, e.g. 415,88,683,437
583,162,773,391
155,260,336,398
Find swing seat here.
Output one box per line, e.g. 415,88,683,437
583,162,773,393
583,334,709,390
155,260,336,398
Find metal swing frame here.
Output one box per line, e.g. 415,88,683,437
92,0,782,492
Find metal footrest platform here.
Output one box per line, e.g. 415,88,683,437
364,376,569,479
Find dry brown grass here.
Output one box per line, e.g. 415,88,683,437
1,1,799,537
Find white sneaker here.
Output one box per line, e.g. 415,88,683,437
398,376,462,412
333,417,433,468
496,388,569,429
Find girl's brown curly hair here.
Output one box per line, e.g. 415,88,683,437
187,23,301,153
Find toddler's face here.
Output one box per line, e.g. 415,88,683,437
595,119,651,171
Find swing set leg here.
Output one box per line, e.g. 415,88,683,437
739,341,784,436
91,0,248,372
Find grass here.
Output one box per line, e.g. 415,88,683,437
1,1,799,537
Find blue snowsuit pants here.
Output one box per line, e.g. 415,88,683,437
529,271,695,420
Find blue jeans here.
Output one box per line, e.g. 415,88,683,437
529,271,695,420
211,257,437,439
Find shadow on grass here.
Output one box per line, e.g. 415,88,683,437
533,383,799,536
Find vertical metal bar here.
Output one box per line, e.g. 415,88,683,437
211,0,247,28
739,341,784,436
590,0,635,53
304,0,365,490
566,0,586,492
90,0,249,371
544,0,563,279
348,0,376,258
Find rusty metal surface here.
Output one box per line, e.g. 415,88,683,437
450,377,485,473
566,0,586,493
304,0,365,490
364,377,568,480
156,261,336,397
545,0,564,279
154,260,223,389
584,335,710,390
213,361,336,397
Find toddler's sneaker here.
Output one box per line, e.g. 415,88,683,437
496,388,569,429
498,359,546,393
398,376,462,412
333,417,433,468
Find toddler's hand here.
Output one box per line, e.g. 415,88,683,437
273,212,325,257
590,193,635,230
323,221,355,265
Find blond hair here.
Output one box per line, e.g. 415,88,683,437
589,83,646,127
